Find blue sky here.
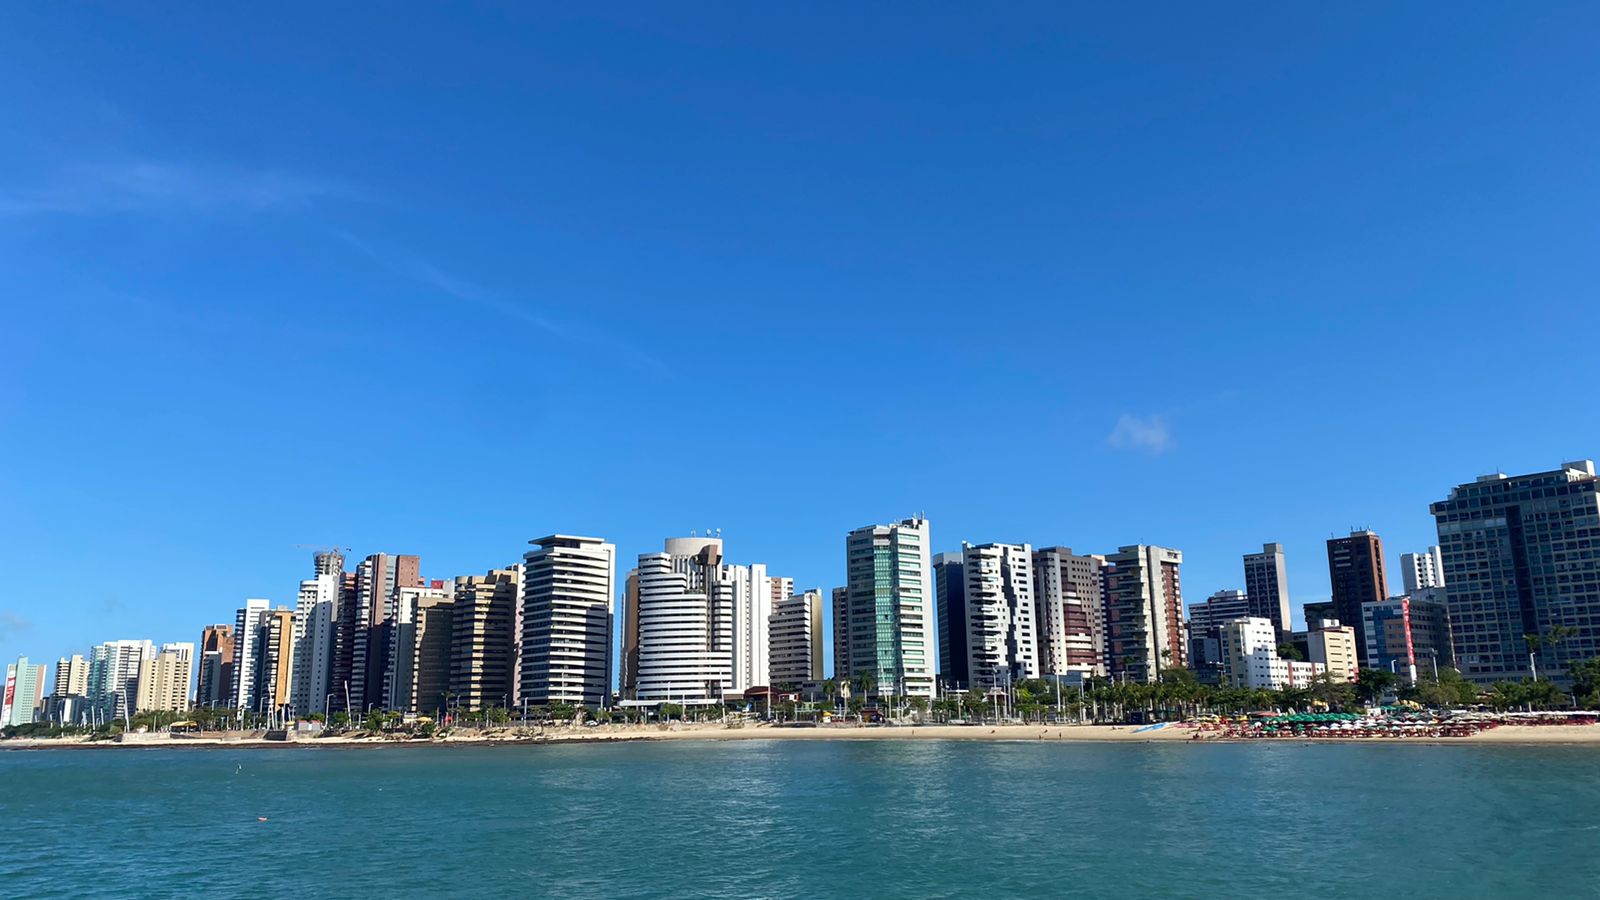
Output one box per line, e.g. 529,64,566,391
3,4,1599,675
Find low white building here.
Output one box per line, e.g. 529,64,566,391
1221,617,1325,690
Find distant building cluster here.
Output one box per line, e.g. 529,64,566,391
8,460,1600,726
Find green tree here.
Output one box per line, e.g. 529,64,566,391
1487,680,1526,711
1305,672,1356,710
1277,643,1305,662
1567,657,1600,709
1524,625,1576,680
1355,668,1400,704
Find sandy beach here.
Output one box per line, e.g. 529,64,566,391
6,722,1600,749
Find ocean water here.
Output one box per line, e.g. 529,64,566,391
2,740,1598,898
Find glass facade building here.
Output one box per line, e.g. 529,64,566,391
1430,461,1600,685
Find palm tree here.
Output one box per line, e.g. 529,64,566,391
1524,625,1576,681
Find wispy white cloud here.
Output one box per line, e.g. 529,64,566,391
0,161,356,217
335,230,671,376
0,610,33,640
1106,413,1172,454
335,230,574,340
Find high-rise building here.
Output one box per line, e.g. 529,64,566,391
725,561,776,693
134,644,193,714
385,582,453,713
1242,543,1292,638
451,568,522,712
769,589,824,686
841,518,935,698
1327,530,1387,665
1431,461,1600,684
631,537,733,705
1188,590,1252,632
933,551,968,687
1032,547,1106,679
3,658,47,727
255,609,296,715
291,572,339,714
960,542,1038,687
1362,593,1455,684
1106,545,1185,683
330,572,358,713
620,571,642,700
231,599,270,710
350,553,422,714
314,549,346,578
411,590,456,716
1186,591,1251,684
1306,621,1358,683
522,535,616,709
1399,546,1446,594
195,625,235,708
830,587,849,681
89,639,156,721
1407,586,1455,676
53,655,89,698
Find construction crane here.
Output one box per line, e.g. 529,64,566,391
294,544,352,555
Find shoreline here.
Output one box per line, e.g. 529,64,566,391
5,723,1599,750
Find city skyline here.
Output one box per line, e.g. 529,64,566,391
5,5,1600,672
0,476,1586,682
7,456,1600,726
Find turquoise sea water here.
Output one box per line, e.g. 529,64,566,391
2,740,1598,898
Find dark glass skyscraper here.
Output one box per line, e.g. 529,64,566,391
1431,461,1600,685
933,551,969,688
1326,530,1387,665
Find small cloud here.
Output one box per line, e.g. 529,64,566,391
1106,413,1172,454
0,161,357,217
0,610,34,640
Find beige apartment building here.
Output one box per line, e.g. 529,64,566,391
134,643,194,713
1307,620,1359,683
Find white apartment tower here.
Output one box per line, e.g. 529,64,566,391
630,537,734,705
1400,546,1446,594
842,519,935,698
231,599,271,710
291,573,339,714
962,542,1039,686
522,535,616,708
831,587,849,680
724,561,775,693
88,639,156,721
